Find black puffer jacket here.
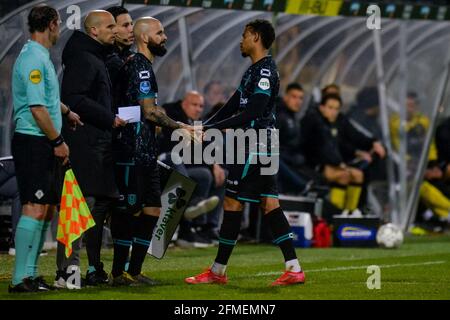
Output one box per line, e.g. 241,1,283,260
61,31,118,198
275,99,305,167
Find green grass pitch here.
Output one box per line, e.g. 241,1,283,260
0,234,449,300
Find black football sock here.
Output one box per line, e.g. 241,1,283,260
265,207,298,262
111,212,133,278
128,214,158,276
214,211,242,266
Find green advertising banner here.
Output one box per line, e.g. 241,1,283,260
127,0,286,12
124,0,450,21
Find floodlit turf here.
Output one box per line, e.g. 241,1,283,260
0,234,449,300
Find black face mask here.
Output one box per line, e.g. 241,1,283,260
147,40,167,57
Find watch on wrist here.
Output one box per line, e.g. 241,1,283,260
63,106,71,116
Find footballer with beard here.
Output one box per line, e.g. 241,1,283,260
110,17,195,286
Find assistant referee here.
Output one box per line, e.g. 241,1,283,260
9,4,82,293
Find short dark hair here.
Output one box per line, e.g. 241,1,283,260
28,5,58,33
245,19,275,49
357,87,379,109
321,84,340,97
407,91,418,100
204,81,223,94
106,6,129,21
286,83,303,94
321,93,342,106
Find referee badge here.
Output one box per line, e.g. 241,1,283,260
29,69,42,84
140,81,151,94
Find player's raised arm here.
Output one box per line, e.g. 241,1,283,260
204,92,270,130
186,19,305,287
203,90,240,125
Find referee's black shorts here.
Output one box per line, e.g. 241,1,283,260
114,162,162,215
11,132,62,205
225,153,279,204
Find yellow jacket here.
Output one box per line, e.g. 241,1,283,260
389,112,438,162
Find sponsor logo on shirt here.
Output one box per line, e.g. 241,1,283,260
29,70,42,84
258,78,270,90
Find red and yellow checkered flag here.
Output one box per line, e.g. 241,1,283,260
57,168,95,257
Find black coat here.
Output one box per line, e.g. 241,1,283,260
61,31,118,198
300,107,375,167
105,46,133,88
436,117,450,163
275,99,305,167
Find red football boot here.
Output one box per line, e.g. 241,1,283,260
271,271,306,286
185,268,228,285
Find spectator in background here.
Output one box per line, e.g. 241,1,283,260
0,156,21,256
160,91,225,247
389,92,435,163
309,83,341,110
347,87,386,182
436,116,450,182
275,83,313,194
301,94,385,216
390,92,450,231
321,83,341,97
348,87,382,140
224,0,234,9
203,81,226,115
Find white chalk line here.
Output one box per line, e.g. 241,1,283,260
253,261,447,277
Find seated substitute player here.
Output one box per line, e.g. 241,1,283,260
301,94,385,216
110,17,195,286
185,19,305,286
436,116,450,181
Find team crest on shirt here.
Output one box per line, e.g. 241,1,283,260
140,81,151,94
29,70,42,84
258,78,270,90
128,194,137,206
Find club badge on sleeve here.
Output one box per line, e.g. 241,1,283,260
140,81,151,94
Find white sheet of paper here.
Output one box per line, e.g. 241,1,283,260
118,106,141,123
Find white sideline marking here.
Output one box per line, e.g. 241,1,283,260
254,261,447,277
